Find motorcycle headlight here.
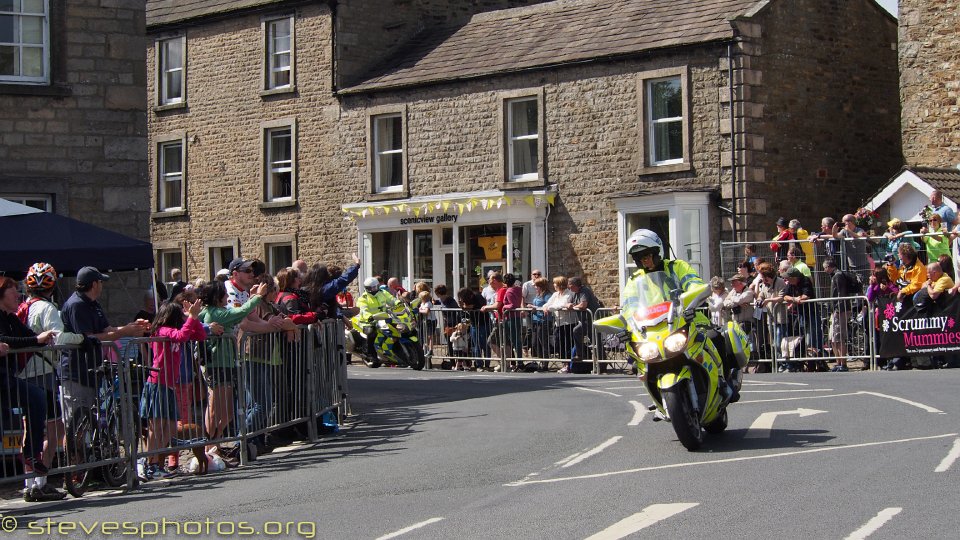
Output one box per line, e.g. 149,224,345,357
638,341,660,362
664,331,688,355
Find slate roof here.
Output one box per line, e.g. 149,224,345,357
341,0,763,94
910,167,960,203
147,0,302,29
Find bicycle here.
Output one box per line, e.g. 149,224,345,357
63,359,153,497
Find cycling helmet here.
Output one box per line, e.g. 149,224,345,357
626,229,663,258
25,262,57,291
363,277,380,294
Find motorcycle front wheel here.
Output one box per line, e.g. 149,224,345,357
664,386,703,451
402,342,426,371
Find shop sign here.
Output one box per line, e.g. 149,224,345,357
399,213,459,226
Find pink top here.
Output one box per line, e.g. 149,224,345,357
148,317,206,386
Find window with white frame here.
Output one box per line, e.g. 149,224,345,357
157,249,183,286
647,76,683,165
158,140,184,211
265,16,292,90
507,97,539,180
265,126,293,201
208,245,234,279
157,36,185,105
373,113,403,192
2,193,51,211
0,0,49,84
266,243,293,275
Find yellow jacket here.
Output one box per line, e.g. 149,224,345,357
888,261,927,296
795,228,815,265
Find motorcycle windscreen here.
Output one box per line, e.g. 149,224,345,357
621,271,681,331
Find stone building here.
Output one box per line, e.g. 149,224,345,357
0,0,148,316
899,0,960,168
146,0,900,304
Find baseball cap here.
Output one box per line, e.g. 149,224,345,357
227,258,254,273
77,266,110,287
729,274,747,283
782,266,803,279
776,217,789,228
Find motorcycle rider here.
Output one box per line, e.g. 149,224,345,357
624,229,737,400
354,277,396,359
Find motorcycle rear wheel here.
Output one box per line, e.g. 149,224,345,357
664,387,703,451
703,408,728,435
403,342,426,371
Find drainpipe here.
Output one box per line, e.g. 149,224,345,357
727,42,739,243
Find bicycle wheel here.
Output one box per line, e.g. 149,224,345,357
64,408,95,498
100,410,130,488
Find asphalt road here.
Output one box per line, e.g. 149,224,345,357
2,366,959,539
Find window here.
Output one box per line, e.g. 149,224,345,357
158,140,184,211
157,36,185,105
265,126,293,201
207,244,235,279
363,231,408,288
637,67,689,174
266,243,293,275
647,77,682,165
372,113,403,193
264,16,293,91
0,0,49,84
2,193,51,211
157,249,183,285
507,97,539,181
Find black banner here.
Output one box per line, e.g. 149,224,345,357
877,294,960,357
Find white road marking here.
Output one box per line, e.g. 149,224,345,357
628,401,648,426
738,392,862,404
605,386,644,390
934,438,960,472
742,381,810,386
744,408,827,439
584,503,699,540
575,387,623,398
563,436,623,468
555,452,583,466
844,507,902,540
375,518,445,540
858,391,944,414
503,433,957,486
741,389,833,393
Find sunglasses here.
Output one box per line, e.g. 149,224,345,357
238,268,254,274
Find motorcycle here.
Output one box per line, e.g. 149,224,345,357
346,300,426,370
594,272,750,451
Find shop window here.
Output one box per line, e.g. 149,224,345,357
624,211,670,276
413,230,433,287
637,67,690,174
511,223,531,278
0,0,49,84
157,248,183,286
264,15,294,92
364,231,408,288
157,35,185,106
464,224,508,290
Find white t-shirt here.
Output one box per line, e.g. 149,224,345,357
21,298,83,378
225,279,250,309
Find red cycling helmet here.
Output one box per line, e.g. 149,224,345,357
25,262,57,291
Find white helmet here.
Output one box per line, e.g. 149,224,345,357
363,277,380,293
627,229,663,257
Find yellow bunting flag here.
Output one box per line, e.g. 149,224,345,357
442,201,450,212
524,195,535,208
546,193,556,205
457,203,465,214
383,206,391,214
413,207,420,217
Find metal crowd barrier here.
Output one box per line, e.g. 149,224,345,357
412,297,879,375
2,322,349,493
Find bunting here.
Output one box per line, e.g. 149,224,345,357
342,192,556,219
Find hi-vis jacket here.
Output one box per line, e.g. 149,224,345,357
622,259,706,308
355,289,396,323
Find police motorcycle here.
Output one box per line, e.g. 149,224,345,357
347,282,426,371
594,230,750,451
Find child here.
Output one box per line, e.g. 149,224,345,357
449,319,472,371
138,298,207,481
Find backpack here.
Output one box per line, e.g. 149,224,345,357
16,297,43,326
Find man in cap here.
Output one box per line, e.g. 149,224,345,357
224,257,285,333
60,267,151,426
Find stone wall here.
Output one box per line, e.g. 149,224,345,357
736,0,901,240
334,0,552,88
900,0,960,168
339,46,732,304
0,0,149,319
148,4,360,279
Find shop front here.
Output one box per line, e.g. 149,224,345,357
342,189,554,292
